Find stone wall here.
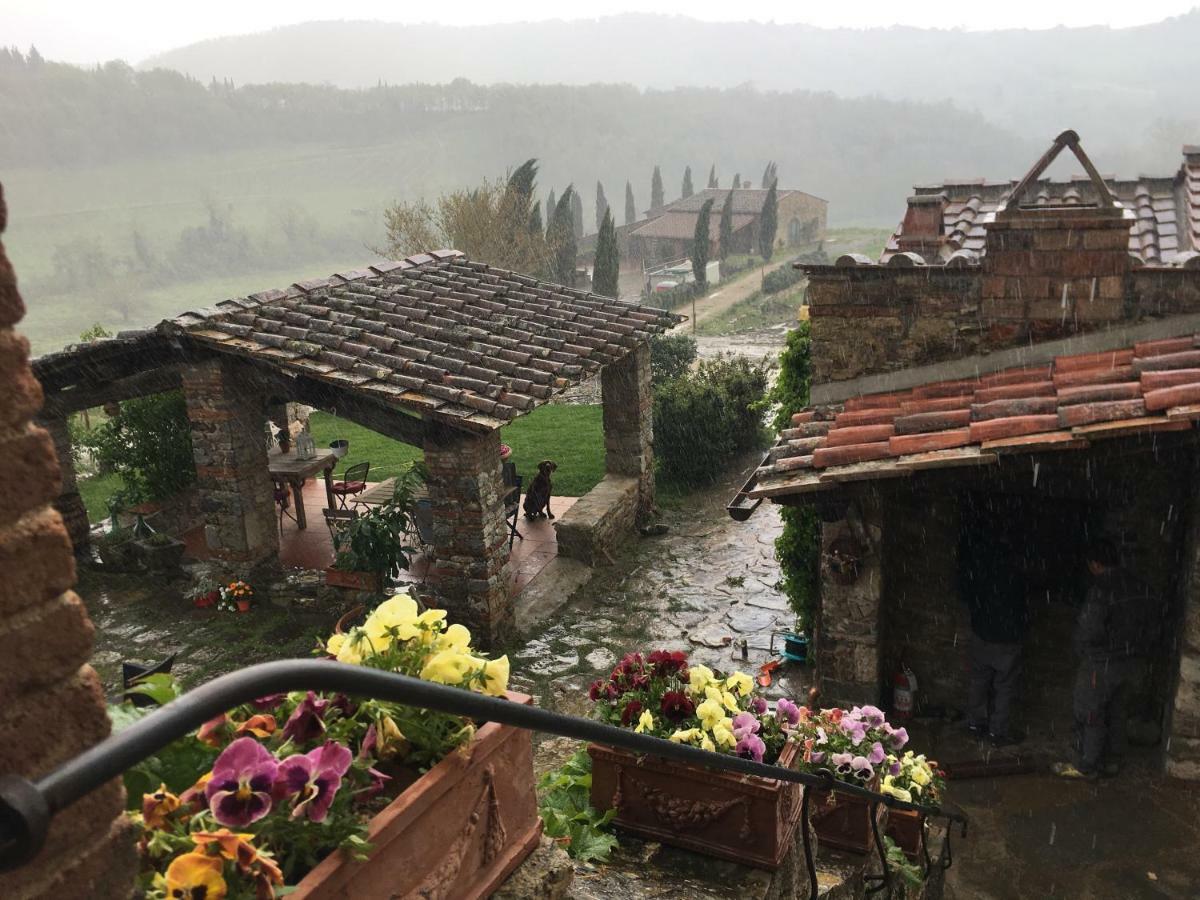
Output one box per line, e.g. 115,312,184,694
601,343,655,518
555,475,639,566
0,183,137,897
181,358,278,566
423,424,514,648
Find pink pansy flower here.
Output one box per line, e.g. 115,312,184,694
735,733,767,763
749,697,769,715
281,692,331,744
868,741,886,765
276,741,353,822
205,737,279,827
890,727,909,750
775,698,801,726
732,712,761,739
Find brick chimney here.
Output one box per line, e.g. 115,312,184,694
896,192,947,260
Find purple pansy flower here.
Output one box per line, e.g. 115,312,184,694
282,691,331,744
831,751,853,773
277,741,354,822
205,737,278,827
850,756,874,780
735,732,767,763
810,750,826,765
749,697,769,715
732,712,761,739
775,698,801,726
890,759,903,776
360,766,392,802
890,727,909,750
857,705,886,728
250,692,287,711
843,721,868,745
868,741,886,765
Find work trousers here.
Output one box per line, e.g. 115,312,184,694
967,633,1021,738
1073,657,1138,772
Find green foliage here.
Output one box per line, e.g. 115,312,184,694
884,837,926,888
650,165,664,211
707,164,718,189
718,189,735,261
642,280,701,312
624,181,636,225
594,181,608,232
538,749,618,863
549,187,578,286
334,464,426,578
768,323,820,629
761,262,805,296
75,391,195,505
654,355,769,485
571,189,584,240
681,165,694,199
762,161,779,189
592,208,620,299
758,181,779,261
648,332,697,386
78,322,112,342
691,197,714,288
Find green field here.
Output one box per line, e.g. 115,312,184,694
78,403,606,520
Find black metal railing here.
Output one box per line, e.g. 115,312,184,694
0,660,967,898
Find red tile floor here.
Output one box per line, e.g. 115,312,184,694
183,478,575,596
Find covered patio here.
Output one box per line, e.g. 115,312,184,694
34,250,679,646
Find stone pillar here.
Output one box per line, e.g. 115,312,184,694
36,414,90,552
600,342,655,518
814,493,885,706
181,358,278,566
1166,467,1200,780
423,424,514,648
0,183,137,897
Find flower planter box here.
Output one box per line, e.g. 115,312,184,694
324,567,383,594
136,536,186,572
884,807,924,859
587,741,805,870
290,691,542,900
809,783,887,854
96,538,138,572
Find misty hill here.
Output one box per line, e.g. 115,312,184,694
142,13,1200,167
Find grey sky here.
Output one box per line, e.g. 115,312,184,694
3,1,1195,65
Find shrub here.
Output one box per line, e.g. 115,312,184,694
642,280,700,311
76,391,195,504
654,354,769,485
761,263,805,296
649,333,697,386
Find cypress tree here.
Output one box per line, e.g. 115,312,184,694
625,181,636,225
692,198,714,289
595,181,609,232
682,166,694,199
593,208,620,298
571,189,584,238
762,161,779,189
732,173,742,190
758,181,779,261
546,189,557,236
528,200,543,236
650,166,664,211
718,190,735,261
707,165,718,189
549,187,578,286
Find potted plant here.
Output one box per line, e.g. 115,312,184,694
329,439,350,459
327,465,424,594
585,649,809,870
190,575,220,609
218,580,254,613
127,592,539,899
136,530,187,573
94,526,137,571
792,705,909,853
881,751,946,859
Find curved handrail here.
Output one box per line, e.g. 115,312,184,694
0,660,967,893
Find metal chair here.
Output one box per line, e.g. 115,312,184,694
323,507,358,554
502,461,524,550
273,478,297,528
331,461,370,510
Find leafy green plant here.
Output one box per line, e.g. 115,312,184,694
761,263,805,296
883,836,925,889
648,333,697,387
537,749,618,863
334,463,426,579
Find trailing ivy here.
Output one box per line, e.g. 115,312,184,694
537,749,618,862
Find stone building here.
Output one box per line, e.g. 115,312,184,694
627,188,827,267
33,251,678,647
736,133,1200,780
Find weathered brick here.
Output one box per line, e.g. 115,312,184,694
0,590,94,694
0,507,75,615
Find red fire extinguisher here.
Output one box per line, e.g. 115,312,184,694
893,665,917,721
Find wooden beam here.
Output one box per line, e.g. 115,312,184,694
40,367,183,417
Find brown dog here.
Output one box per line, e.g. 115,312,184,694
523,460,558,519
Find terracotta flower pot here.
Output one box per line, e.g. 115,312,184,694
810,779,887,854
884,807,924,859
289,692,541,900
236,599,252,613
193,590,219,609
325,567,384,594
333,604,367,635
587,741,805,870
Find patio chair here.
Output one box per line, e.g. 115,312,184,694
502,461,524,550
273,478,297,528
331,461,370,510
323,507,358,553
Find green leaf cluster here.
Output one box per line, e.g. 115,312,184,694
537,749,618,863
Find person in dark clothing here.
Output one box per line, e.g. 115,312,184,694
1053,538,1157,780
961,531,1030,746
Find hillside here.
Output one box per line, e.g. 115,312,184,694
141,13,1200,169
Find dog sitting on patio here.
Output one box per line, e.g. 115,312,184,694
523,460,558,519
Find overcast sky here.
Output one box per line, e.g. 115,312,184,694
3,1,1195,65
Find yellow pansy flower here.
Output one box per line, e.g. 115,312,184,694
881,775,912,803
635,710,655,734
420,649,475,685
700,735,716,752
688,665,715,696
668,728,700,744
712,719,736,750
325,633,346,657
480,655,510,697
165,852,227,900
141,783,180,829
705,685,740,714
376,715,411,759
725,671,754,697
696,698,725,731
436,623,473,653
334,629,365,665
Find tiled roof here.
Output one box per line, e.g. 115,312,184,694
880,147,1200,268
630,210,756,241
748,332,1200,499
164,251,680,432
664,188,821,215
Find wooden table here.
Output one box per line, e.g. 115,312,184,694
358,478,430,507
268,449,338,530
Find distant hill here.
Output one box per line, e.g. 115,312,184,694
141,13,1200,168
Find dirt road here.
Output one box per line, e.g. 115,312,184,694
671,255,793,333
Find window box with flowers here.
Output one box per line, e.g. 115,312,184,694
585,650,809,870
791,705,911,854
126,592,539,900
881,751,946,859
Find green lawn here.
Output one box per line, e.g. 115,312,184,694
697,283,807,336
77,404,607,518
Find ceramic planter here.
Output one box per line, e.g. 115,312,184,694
289,692,541,900
325,567,383,594
235,599,252,613
884,807,924,859
810,780,887,854
587,741,805,870
329,439,350,459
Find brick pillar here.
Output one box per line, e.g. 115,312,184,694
36,415,90,552
1166,468,1200,780
181,358,278,565
600,343,655,518
423,424,514,648
0,183,137,897
815,494,885,706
